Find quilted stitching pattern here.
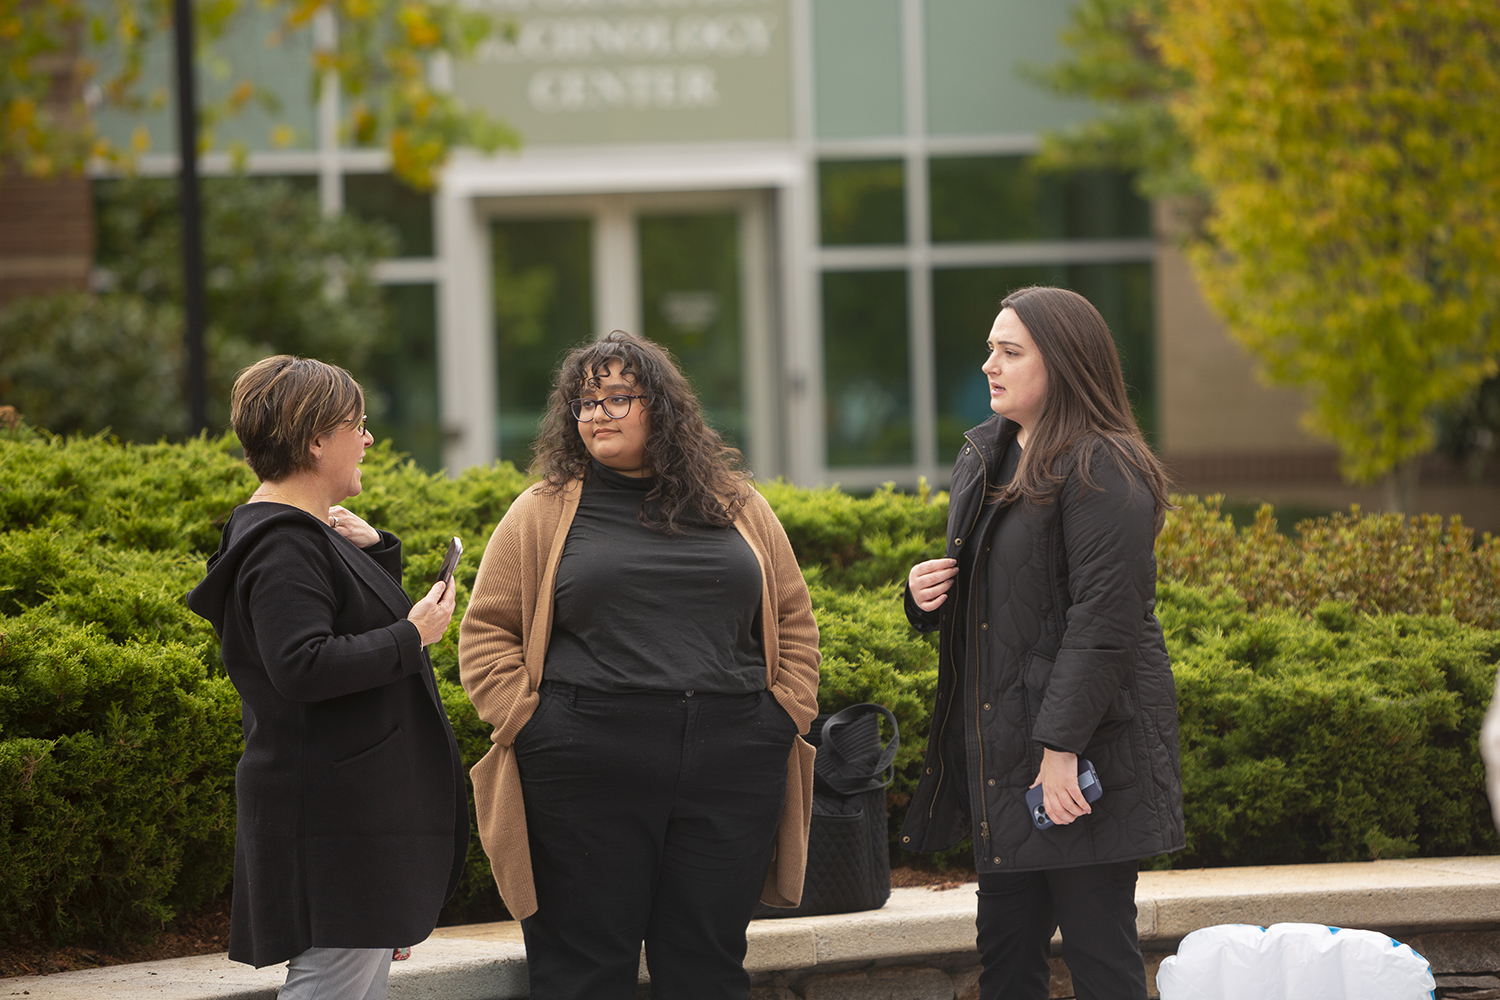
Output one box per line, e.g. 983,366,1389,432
902,417,1185,874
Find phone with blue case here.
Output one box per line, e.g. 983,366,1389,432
1026,758,1103,830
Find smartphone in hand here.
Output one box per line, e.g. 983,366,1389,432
1026,758,1103,830
435,536,463,594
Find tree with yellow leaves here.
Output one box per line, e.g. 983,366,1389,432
0,0,515,188
1156,0,1500,508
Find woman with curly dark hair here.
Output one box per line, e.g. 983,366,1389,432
458,331,821,1000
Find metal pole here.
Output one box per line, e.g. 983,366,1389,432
172,0,208,434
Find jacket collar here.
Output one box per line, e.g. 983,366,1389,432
963,415,1019,486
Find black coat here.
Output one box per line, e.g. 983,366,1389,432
188,503,468,967
901,416,1184,872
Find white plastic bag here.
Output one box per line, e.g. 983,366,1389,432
1156,922,1435,1000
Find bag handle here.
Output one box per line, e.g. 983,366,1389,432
814,702,900,796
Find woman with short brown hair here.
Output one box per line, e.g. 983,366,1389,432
460,331,820,1000
189,354,468,1000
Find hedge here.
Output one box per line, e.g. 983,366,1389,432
2,426,1497,946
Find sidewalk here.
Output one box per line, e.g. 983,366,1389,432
5,857,1499,999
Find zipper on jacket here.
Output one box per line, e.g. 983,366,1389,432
930,432,991,823
972,587,988,846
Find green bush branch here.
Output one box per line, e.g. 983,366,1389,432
2,430,1496,945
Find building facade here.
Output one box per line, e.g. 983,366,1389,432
40,0,1495,525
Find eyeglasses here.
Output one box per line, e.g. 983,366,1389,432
345,414,369,435
569,394,648,422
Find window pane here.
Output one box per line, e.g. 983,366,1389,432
932,266,1051,460
929,156,1150,243
493,218,594,468
929,156,1054,243
925,0,1092,136
931,263,1156,458
812,0,903,139
823,270,911,466
344,174,435,257
367,283,442,471
1068,262,1156,441
819,160,906,245
639,212,745,450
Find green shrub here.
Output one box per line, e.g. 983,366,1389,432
3,430,1499,947
0,616,239,944
1159,581,1500,866
761,479,948,588
1158,494,1500,628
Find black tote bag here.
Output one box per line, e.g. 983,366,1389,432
754,702,899,918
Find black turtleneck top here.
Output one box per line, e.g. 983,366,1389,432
543,461,767,693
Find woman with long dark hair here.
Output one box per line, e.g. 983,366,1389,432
904,287,1185,1000
459,331,820,1000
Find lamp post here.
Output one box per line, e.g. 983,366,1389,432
171,0,208,435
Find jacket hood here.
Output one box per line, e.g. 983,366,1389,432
187,504,327,635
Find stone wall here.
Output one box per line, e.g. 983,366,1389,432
722,930,1500,1000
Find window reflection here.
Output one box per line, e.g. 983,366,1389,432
823,270,912,466
932,262,1155,460
493,218,594,467
929,156,1150,243
819,159,907,245
638,212,745,449
344,174,435,257
367,283,442,471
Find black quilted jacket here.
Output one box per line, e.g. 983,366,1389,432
900,416,1185,873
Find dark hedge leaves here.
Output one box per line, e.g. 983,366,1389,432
2,429,1497,946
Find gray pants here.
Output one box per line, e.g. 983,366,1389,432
280,947,393,1000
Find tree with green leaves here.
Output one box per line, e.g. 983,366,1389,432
0,177,395,440
1156,0,1500,507
0,0,515,187
1040,0,1500,509
1027,0,1197,202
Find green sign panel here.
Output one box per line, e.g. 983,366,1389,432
453,0,792,146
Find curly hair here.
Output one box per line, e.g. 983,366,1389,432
532,331,751,535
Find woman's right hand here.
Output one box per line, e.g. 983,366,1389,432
909,558,959,612
408,579,458,646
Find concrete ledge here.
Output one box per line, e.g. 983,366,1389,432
7,857,1500,999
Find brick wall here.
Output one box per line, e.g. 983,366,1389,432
0,172,94,306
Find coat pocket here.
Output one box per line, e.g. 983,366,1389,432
1024,651,1055,696
332,725,404,769
1085,686,1139,790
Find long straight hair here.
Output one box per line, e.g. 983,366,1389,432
532,331,750,535
992,286,1172,532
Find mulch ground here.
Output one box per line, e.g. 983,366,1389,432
1,864,977,980
1,896,234,979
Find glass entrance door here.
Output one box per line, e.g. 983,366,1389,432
490,193,773,474
638,211,744,447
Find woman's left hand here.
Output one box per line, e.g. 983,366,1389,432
1030,748,1092,826
328,505,380,549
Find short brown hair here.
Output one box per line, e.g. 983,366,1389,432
230,355,364,482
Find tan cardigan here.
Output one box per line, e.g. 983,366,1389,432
458,478,821,920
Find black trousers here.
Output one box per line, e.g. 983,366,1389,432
514,682,795,1000
976,860,1148,1000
